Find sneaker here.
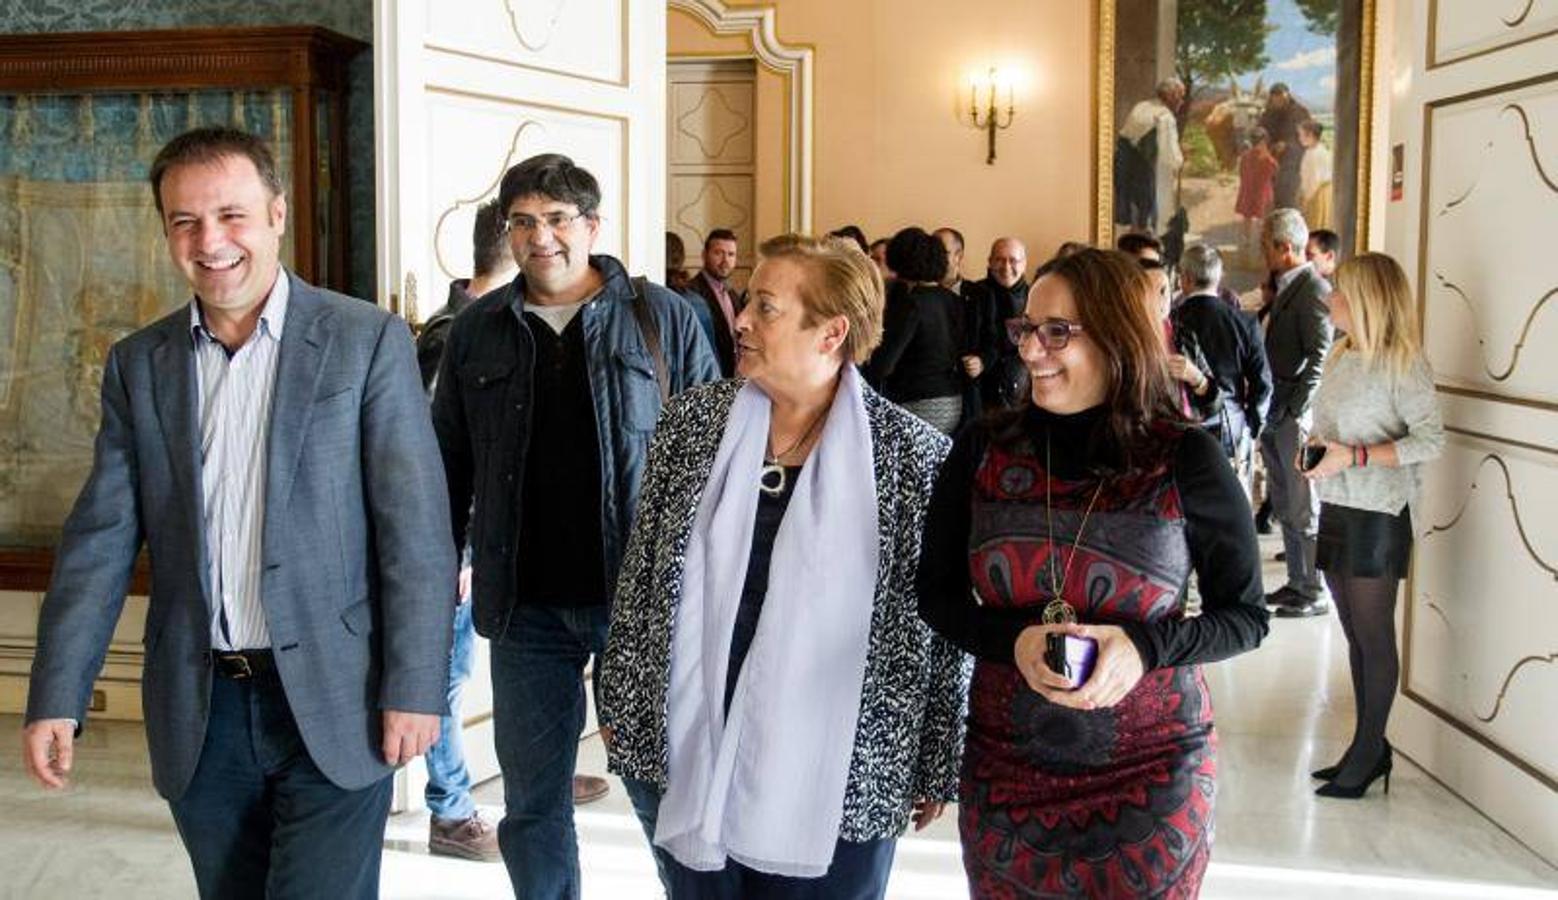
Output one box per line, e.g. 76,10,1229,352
573,774,610,805
429,813,501,862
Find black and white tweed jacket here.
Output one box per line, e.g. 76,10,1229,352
599,378,970,841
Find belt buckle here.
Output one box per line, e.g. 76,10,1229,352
218,652,253,680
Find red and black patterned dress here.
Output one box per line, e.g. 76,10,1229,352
918,406,1268,899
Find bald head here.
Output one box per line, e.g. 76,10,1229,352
987,237,1027,288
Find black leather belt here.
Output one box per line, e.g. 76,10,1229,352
209,649,277,680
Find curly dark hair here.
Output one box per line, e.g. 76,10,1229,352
884,227,947,283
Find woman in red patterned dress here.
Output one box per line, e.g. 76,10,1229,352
919,249,1269,898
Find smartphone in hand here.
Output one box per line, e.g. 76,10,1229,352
1300,444,1327,472
1044,633,1099,689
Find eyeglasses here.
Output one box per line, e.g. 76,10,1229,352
506,211,588,234
1006,317,1084,350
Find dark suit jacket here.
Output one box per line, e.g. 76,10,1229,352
1173,292,1274,443
26,273,456,800
1263,266,1333,422
688,271,741,377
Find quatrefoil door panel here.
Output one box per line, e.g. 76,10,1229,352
668,58,757,293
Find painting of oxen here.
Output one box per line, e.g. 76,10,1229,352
1106,0,1371,294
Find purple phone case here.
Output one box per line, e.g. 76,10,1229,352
1062,635,1099,687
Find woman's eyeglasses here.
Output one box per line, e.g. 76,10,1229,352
1006,317,1085,350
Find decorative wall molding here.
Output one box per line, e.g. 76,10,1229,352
666,0,812,232
1405,429,1558,791
505,0,570,52
431,118,544,280
1422,452,1558,582
1429,0,1558,69
674,86,752,160
1420,73,1558,409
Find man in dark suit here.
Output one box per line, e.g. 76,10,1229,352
687,228,743,376
1171,244,1273,486
1259,208,1334,617
934,226,994,422
21,127,455,898
977,236,1030,410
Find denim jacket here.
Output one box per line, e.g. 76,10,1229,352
431,255,719,638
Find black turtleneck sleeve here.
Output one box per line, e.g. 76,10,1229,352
917,413,1268,669
1117,426,1269,669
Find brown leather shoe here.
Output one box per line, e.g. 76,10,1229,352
429,813,501,862
573,774,610,805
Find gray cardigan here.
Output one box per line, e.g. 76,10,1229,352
1310,351,1445,516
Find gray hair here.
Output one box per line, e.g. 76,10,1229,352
1264,207,1309,254
1180,244,1223,291
1156,77,1185,99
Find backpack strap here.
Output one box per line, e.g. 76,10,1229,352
628,275,670,404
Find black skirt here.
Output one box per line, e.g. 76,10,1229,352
1316,502,1413,579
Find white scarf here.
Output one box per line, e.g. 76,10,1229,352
655,365,880,878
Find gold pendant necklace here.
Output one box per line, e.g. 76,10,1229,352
1040,429,1105,624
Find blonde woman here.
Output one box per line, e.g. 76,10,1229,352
1301,252,1444,799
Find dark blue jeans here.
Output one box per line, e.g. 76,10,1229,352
625,779,896,900
168,670,393,900
490,603,610,900
425,598,477,820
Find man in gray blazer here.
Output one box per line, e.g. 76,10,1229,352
20,127,456,898
1259,207,1334,617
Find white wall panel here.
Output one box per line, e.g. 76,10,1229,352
424,93,626,308
424,0,626,85
1420,75,1558,407
1386,0,1558,865
1431,0,1558,67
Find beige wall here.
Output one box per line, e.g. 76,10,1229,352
670,0,1096,277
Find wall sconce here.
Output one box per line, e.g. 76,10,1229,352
968,67,1015,165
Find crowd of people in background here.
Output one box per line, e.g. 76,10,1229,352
24,124,1442,900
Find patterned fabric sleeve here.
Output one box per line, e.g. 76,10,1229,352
911,632,972,802
903,434,970,803
599,387,686,774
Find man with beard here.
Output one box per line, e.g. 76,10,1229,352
687,228,743,376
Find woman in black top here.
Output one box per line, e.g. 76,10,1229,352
918,248,1269,898
600,234,966,899
866,227,966,433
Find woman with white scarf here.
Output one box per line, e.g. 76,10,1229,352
599,234,968,898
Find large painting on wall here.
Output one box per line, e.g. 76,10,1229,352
1097,0,1374,293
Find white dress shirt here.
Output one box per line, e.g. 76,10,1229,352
190,273,289,651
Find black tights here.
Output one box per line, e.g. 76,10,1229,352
1325,571,1401,784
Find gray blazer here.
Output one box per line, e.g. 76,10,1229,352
1263,265,1333,422
25,274,456,799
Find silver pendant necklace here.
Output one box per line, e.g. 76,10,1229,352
759,408,827,498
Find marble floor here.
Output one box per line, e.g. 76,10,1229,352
3,537,1556,899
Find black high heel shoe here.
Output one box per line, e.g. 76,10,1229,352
1312,738,1390,781
1315,745,1393,799
1311,761,1343,781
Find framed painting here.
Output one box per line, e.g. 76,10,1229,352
1095,0,1376,293
0,27,363,590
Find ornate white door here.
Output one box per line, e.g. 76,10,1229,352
374,0,666,811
